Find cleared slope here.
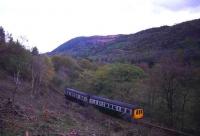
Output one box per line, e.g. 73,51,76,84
0,77,172,136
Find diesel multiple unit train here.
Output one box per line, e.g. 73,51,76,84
64,88,144,120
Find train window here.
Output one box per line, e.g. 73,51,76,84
92,99,95,104
95,100,98,105
84,97,87,101
121,108,124,112
105,103,108,108
109,104,113,109
99,101,104,107
113,105,116,110
102,102,105,107
116,107,119,111
90,99,94,104
136,110,139,115
116,106,121,112
77,95,80,99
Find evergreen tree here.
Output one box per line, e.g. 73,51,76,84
31,47,39,56
0,26,5,44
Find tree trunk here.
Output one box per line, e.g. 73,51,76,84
13,69,20,105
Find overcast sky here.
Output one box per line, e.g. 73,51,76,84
0,0,200,53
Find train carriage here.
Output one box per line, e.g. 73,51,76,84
64,88,90,104
64,88,143,120
90,95,143,120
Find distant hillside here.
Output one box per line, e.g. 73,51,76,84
51,19,200,64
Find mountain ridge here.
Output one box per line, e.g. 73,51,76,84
50,18,200,64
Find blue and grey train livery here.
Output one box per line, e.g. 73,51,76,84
64,88,144,120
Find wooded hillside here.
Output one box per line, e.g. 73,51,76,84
0,18,200,136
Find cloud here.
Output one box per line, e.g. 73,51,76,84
153,0,200,11
0,0,200,53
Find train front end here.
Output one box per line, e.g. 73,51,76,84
132,108,144,119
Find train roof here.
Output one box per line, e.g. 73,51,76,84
65,88,89,96
91,95,138,109
65,88,140,109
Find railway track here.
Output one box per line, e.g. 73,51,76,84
136,120,192,136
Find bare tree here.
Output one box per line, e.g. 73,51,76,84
31,54,54,95
148,55,192,128
0,27,5,44
13,67,21,104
